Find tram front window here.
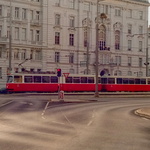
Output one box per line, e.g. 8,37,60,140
7,76,13,83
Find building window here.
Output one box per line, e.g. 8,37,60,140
15,27,19,40
14,49,19,60
128,71,132,76
139,26,143,34
0,25,2,37
55,32,60,44
139,58,142,67
70,16,75,27
69,53,74,63
139,11,143,20
84,29,88,47
128,24,132,34
115,70,122,76
22,28,26,40
69,68,74,74
22,8,27,20
139,41,142,51
69,34,74,46
115,30,120,50
35,11,40,20
35,50,42,60
7,6,10,17
0,5,2,16
55,14,60,26
84,2,90,11
30,10,34,20
15,7,19,19
115,8,121,16
55,52,60,63
0,47,2,58
103,5,108,15
139,71,143,77
128,9,132,18
115,56,121,66
0,67,2,78
30,50,34,59
55,0,60,6
128,57,132,66
99,25,106,50
30,29,34,41
69,0,75,9
21,49,26,60
128,40,132,51
36,30,40,41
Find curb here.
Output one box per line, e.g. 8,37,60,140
135,108,150,119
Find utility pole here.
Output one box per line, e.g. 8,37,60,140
95,0,99,97
146,21,149,76
86,11,90,74
8,0,12,74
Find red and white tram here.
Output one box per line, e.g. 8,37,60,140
6,72,150,93
6,72,102,92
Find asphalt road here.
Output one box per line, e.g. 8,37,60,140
0,94,150,150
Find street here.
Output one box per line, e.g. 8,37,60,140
0,94,150,150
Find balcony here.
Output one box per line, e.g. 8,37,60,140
30,20,41,26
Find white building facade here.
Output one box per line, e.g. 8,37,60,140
0,0,149,88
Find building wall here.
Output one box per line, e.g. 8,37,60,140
0,0,149,88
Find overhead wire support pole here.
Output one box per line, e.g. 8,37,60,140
146,20,149,77
8,0,12,74
95,0,99,97
86,11,90,75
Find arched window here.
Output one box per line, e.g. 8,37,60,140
128,71,132,76
99,25,106,50
114,70,122,76
69,68,74,74
115,30,120,50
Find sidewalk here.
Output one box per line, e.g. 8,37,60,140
135,107,150,119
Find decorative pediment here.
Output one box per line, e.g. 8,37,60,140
113,22,123,31
82,18,92,27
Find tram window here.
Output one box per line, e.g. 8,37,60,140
7,76,13,83
141,79,146,84
81,77,87,83
101,78,107,84
42,76,50,83
135,79,140,84
34,76,41,83
14,76,22,83
117,78,122,84
73,77,80,83
123,78,128,84
24,76,33,83
129,78,134,84
108,78,115,84
66,77,72,83
98,77,101,83
148,79,150,84
51,76,58,83
88,77,94,83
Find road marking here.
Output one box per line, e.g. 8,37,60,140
41,101,50,118
0,100,13,108
87,120,93,126
142,117,149,121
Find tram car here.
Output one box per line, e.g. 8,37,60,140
6,72,150,93
6,72,102,92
